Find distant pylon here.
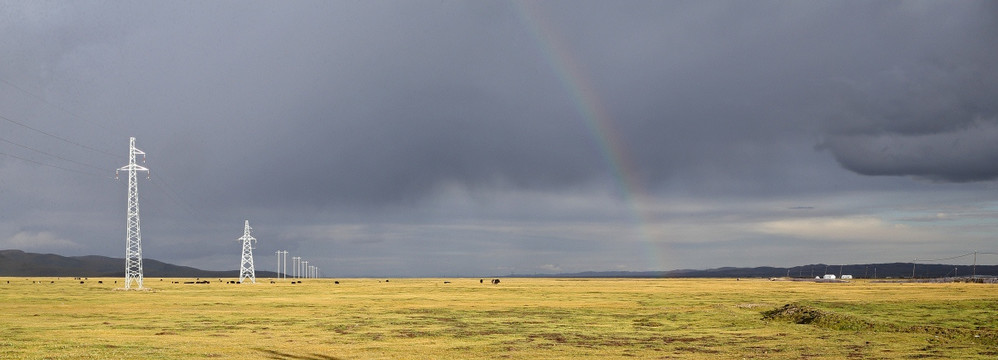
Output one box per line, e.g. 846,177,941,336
117,137,148,290
237,220,257,283
275,250,281,279
281,250,288,279
276,250,288,279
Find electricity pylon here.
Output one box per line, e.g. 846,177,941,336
276,250,288,279
237,220,257,283
276,250,282,279
281,250,288,278
117,137,148,290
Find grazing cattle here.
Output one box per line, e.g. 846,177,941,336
98,281,103,284
80,281,85,284
443,281,451,284
491,279,500,285
334,281,339,284
480,279,483,284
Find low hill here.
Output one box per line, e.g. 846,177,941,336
511,263,998,279
5,249,995,279
0,249,278,278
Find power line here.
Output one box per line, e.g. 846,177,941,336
0,137,109,172
0,77,121,137
0,150,108,178
144,162,213,223
148,177,206,223
0,111,117,158
914,252,976,263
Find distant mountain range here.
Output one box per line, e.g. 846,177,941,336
512,263,998,279
0,249,277,278
3,249,996,279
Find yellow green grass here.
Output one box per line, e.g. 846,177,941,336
1,277,996,359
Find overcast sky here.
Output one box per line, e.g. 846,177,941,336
1,1,997,277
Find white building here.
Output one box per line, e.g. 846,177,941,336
823,274,836,280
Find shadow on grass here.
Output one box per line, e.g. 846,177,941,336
254,348,345,360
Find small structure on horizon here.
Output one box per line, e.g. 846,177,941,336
823,274,836,280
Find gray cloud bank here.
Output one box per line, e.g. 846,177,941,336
816,5,998,182
2,1,997,274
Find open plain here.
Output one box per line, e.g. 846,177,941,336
1,277,996,359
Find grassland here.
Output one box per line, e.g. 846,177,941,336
1,277,996,359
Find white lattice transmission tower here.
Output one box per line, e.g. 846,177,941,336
117,137,148,290
237,220,257,283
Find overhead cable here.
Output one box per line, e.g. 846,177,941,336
0,111,117,158
0,150,108,178
0,77,120,136
0,137,108,172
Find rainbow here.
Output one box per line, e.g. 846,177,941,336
513,1,666,270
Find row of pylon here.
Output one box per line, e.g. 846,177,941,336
120,137,314,289
274,250,320,279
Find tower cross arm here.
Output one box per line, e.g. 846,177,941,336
118,164,149,172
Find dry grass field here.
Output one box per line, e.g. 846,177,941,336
1,277,996,359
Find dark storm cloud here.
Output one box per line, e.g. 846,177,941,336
9,1,995,208
822,122,998,182
192,1,838,208
4,1,998,274
815,4,998,182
